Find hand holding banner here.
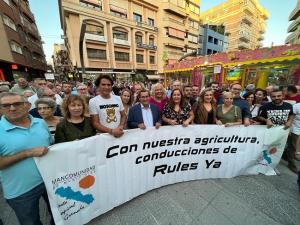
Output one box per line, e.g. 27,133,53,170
35,125,289,225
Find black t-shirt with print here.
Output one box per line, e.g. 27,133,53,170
258,102,294,125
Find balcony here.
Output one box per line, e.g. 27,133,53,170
85,33,107,43
113,38,130,46
285,32,298,44
239,32,250,42
238,42,250,50
163,37,185,49
244,5,254,16
289,3,300,21
241,16,253,26
136,22,158,32
288,17,300,33
136,43,157,50
259,28,266,34
257,36,264,41
161,0,187,18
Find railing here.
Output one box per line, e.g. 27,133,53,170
136,43,157,50
136,22,158,32
288,16,300,32
85,33,107,42
289,3,300,21
113,38,130,46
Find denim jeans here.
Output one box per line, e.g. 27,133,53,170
6,183,55,225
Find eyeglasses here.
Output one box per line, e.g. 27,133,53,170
37,106,52,110
0,101,25,109
42,94,55,98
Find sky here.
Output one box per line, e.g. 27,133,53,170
29,0,297,64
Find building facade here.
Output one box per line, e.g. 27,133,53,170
157,0,201,71
201,0,268,52
286,0,300,45
199,24,228,55
0,0,46,81
59,0,159,80
52,43,73,80
58,0,202,77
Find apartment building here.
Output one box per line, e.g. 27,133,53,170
286,0,300,45
157,0,201,70
201,0,269,52
0,0,46,81
199,24,228,55
59,0,202,76
59,0,159,79
52,43,73,78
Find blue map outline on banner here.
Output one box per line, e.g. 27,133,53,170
55,186,94,204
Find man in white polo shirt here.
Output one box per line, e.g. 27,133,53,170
89,75,126,137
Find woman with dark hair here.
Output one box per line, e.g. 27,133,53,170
243,91,258,119
162,89,194,127
193,88,217,124
120,88,133,116
255,88,268,105
55,95,95,143
36,98,62,141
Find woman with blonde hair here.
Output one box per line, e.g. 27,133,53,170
149,83,168,113
216,91,242,127
120,88,133,116
55,95,95,143
193,88,217,124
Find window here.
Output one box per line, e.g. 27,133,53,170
87,48,106,59
149,36,155,45
167,28,185,39
80,0,102,11
148,18,154,26
150,55,155,64
2,14,16,31
86,24,104,35
136,54,143,63
188,19,199,30
113,29,128,40
208,36,213,43
188,34,198,43
133,13,142,23
10,41,23,54
110,5,127,18
135,33,143,44
115,52,129,61
189,3,200,15
219,40,223,46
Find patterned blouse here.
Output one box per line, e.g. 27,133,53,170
162,102,192,125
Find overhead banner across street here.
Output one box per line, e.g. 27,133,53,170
35,125,289,225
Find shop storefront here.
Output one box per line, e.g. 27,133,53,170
164,44,300,88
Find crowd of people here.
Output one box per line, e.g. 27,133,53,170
0,75,300,225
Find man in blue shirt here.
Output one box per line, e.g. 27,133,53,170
0,92,54,225
230,83,251,126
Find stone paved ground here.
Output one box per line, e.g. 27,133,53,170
1,160,300,225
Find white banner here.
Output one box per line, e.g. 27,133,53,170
35,125,289,225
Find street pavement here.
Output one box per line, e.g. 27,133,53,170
1,160,299,225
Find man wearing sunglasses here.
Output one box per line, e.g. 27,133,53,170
0,92,54,225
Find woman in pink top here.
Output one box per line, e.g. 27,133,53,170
149,83,168,113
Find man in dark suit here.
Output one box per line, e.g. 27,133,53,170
127,89,161,129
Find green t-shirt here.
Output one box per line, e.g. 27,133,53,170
217,105,242,124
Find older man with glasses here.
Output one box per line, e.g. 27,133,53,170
0,92,55,225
